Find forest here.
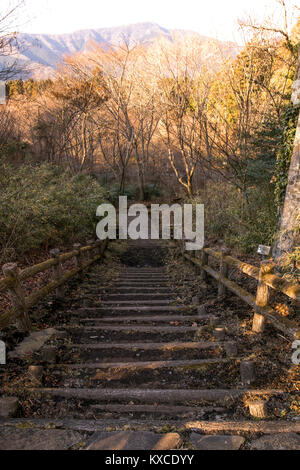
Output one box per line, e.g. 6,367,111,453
0,0,300,453
0,2,299,275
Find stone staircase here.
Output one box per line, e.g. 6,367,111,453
0,241,299,450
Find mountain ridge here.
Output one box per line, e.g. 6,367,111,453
5,22,240,78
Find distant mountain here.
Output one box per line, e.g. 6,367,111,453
2,23,240,79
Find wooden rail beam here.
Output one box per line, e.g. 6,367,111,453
0,239,109,330
185,253,299,339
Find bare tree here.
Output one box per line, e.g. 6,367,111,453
0,1,26,80
153,37,213,197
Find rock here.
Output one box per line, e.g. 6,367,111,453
86,431,182,450
250,433,300,450
190,433,245,450
0,397,19,418
0,428,83,450
9,328,57,359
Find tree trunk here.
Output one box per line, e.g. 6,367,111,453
119,167,126,195
135,148,146,200
273,53,300,260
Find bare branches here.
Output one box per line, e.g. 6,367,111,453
0,1,26,80
238,0,299,58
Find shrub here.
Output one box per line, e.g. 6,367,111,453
189,182,277,254
0,162,107,262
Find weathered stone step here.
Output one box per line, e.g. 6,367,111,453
99,300,173,305
75,306,193,318
80,314,211,324
79,306,190,314
86,286,172,293
31,388,284,404
102,293,175,301
63,325,201,333
121,269,167,273
117,276,170,281
3,418,299,437
116,281,171,286
90,404,227,415
68,340,223,351
56,358,230,370
111,287,171,293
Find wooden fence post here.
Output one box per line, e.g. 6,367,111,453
218,248,230,300
2,263,31,331
200,247,208,282
252,260,275,333
49,249,64,300
73,244,83,269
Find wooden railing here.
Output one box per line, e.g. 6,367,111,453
0,239,108,331
176,242,299,340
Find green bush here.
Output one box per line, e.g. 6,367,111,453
189,182,277,254
0,162,107,261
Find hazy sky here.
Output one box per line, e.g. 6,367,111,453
3,0,297,43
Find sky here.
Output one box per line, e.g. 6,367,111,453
2,0,297,43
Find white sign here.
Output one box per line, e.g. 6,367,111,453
257,245,271,256
292,341,300,365
0,341,6,365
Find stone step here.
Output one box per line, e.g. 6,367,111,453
117,276,170,281
110,287,172,293
31,388,284,404
90,404,227,415
0,427,182,451
67,340,223,351
99,300,173,305
121,269,167,274
75,306,193,318
116,281,171,286
86,285,172,292
79,306,191,314
56,358,230,370
80,314,210,324
63,325,201,333
3,418,299,438
102,294,175,302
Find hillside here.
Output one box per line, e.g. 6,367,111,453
3,22,240,78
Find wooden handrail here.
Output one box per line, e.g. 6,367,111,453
185,253,299,339
0,239,108,330
170,239,299,339
203,248,300,301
